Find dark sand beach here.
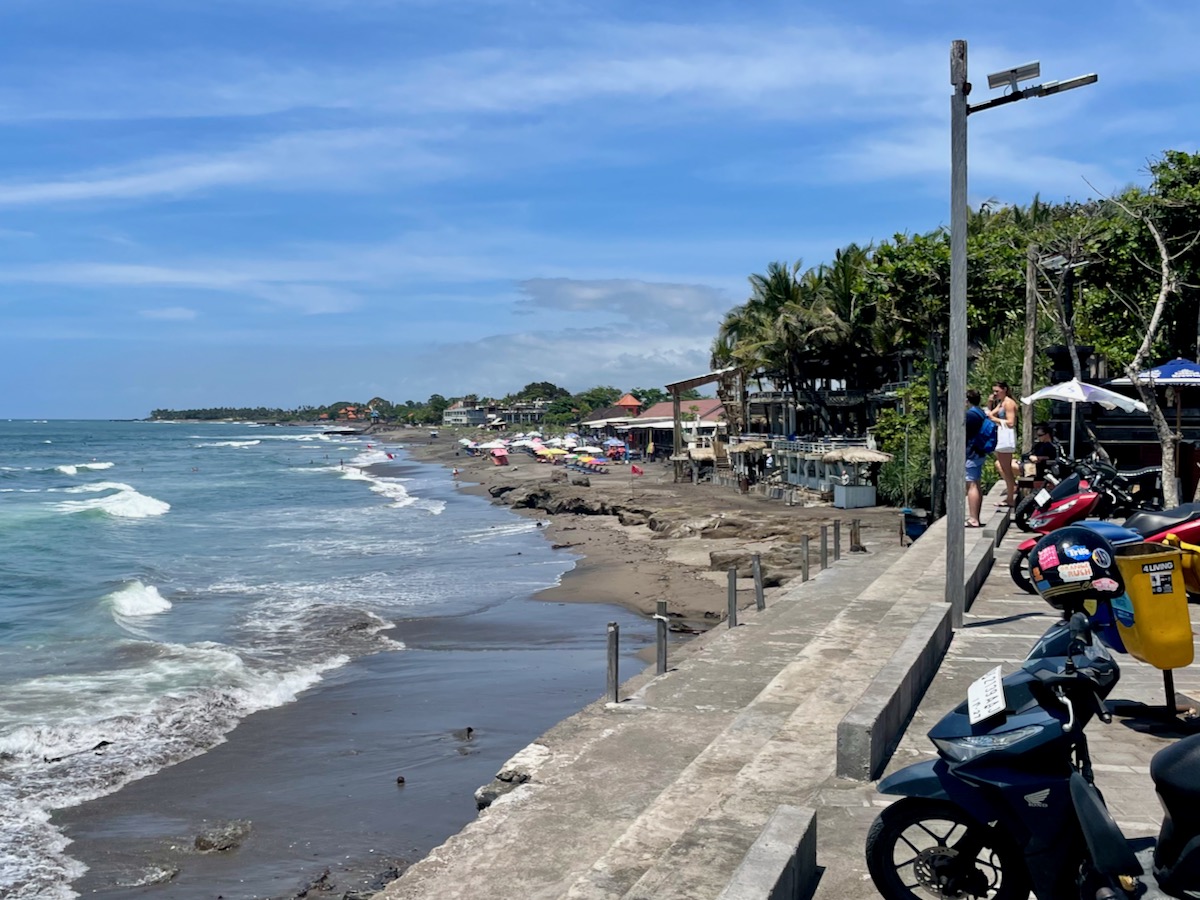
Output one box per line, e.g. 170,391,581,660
54,428,900,899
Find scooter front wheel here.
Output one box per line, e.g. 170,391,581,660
865,797,1029,900
1008,548,1036,595
1012,493,1039,532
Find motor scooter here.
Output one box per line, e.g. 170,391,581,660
866,611,1200,899
1013,458,1162,534
1009,504,1200,594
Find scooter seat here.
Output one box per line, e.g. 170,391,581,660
1152,733,1200,800
1152,734,1200,882
1124,503,1200,536
1120,466,1163,479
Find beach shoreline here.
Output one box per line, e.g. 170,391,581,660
47,426,903,900
384,427,903,626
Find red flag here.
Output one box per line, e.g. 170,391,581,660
631,464,643,476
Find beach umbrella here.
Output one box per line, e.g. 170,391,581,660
457,437,473,446
491,447,508,456
603,438,626,447
1021,377,1148,459
1109,358,1200,435
478,440,508,450
576,445,603,454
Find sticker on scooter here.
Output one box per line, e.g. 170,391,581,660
1038,546,1060,569
967,665,1005,724
1151,571,1174,594
1093,577,1119,592
1059,562,1093,582
1064,544,1092,561
1092,548,1111,568
1024,788,1050,808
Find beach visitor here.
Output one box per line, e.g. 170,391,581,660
965,389,987,528
987,381,1019,509
1024,423,1059,478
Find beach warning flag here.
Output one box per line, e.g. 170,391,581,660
631,464,644,476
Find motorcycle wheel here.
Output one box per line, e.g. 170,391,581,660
1012,493,1039,532
1009,548,1036,595
865,798,1029,900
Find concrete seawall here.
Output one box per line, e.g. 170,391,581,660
377,508,1003,900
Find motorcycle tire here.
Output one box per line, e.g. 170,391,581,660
865,797,1029,900
1012,493,1039,532
1009,548,1036,594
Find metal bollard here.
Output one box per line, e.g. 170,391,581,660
801,535,811,582
833,519,841,561
820,525,829,569
851,518,864,552
752,553,765,610
656,600,668,675
607,622,619,703
727,567,738,627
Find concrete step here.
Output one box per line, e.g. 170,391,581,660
557,549,930,899
611,593,938,899
380,542,908,900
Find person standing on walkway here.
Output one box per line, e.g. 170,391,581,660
965,390,987,527
987,381,1019,509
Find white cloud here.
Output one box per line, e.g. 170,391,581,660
139,306,198,320
515,278,729,331
0,127,459,207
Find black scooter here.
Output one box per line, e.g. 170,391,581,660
865,612,1200,899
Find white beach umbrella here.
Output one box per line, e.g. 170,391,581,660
576,445,603,454
477,440,508,450
1021,377,1148,458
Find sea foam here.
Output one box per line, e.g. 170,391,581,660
104,581,172,618
54,482,170,518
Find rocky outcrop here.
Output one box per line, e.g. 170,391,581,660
194,819,252,853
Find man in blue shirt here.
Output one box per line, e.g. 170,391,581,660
965,390,986,527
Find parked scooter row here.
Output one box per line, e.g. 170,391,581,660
867,526,1200,899
1012,454,1163,535
1011,503,1200,594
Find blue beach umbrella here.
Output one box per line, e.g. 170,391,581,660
1110,357,1200,433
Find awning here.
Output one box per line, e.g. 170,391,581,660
727,441,768,454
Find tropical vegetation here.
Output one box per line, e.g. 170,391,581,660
711,150,1200,510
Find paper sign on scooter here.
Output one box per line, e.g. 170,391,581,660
967,666,1005,724
1034,488,1051,506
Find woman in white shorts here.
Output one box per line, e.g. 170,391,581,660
987,381,1019,508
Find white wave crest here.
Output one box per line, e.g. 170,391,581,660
53,482,169,518
0,645,348,900
103,581,172,618
338,463,445,514
53,461,113,476
197,440,261,448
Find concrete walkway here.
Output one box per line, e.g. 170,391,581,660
811,511,1200,899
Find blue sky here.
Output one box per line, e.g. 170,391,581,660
0,1,1195,418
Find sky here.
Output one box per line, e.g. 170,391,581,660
0,1,1195,418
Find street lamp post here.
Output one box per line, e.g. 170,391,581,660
945,40,1097,627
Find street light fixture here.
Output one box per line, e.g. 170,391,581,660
945,41,1097,628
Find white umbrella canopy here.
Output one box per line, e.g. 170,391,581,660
1021,377,1148,458
477,440,508,450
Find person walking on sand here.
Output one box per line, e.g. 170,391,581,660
987,381,1019,509
965,389,987,528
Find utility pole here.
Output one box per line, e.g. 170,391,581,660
947,40,969,627
1023,243,1039,452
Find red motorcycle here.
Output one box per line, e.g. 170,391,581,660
1010,502,1200,593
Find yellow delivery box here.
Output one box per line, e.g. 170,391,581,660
1112,542,1194,670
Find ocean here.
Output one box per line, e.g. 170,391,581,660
0,420,653,899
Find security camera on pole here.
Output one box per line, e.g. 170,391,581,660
946,41,1096,627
